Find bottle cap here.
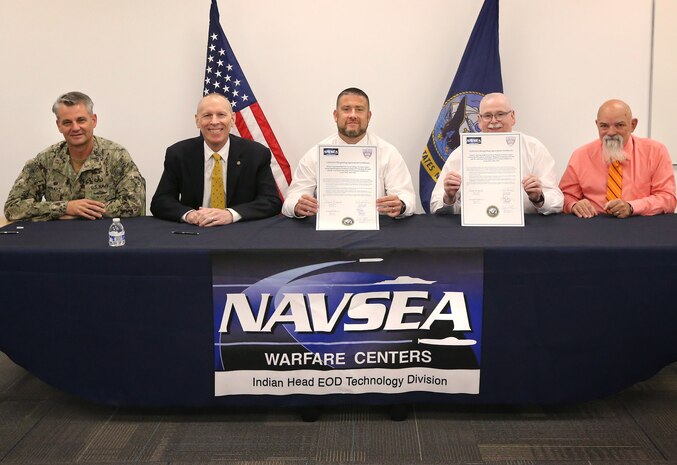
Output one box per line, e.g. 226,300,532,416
113,218,120,222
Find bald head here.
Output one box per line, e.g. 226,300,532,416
597,99,633,121
195,93,235,152
478,92,515,132
595,99,637,150
197,93,233,115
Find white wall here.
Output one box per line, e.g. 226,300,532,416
651,0,677,163
0,0,664,213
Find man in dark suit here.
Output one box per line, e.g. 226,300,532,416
151,93,281,226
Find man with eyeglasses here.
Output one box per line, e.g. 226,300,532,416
430,92,563,215
151,93,281,226
559,99,675,218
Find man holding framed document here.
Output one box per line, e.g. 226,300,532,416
430,93,563,222
459,131,526,226
315,144,379,230
282,88,415,229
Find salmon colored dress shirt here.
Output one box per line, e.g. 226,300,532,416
560,135,676,216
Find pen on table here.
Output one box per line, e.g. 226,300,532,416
171,230,199,235
0,231,19,234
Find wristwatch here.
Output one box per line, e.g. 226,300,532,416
399,201,407,215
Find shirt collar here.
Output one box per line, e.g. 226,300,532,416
57,136,102,173
203,138,231,161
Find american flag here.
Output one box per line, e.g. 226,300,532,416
202,0,291,198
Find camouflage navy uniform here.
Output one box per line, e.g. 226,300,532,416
4,136,145,221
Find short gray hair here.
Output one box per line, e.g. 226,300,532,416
52,91,94,116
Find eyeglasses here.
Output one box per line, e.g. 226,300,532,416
479,110,513,122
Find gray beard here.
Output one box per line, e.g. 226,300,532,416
339,127,366,140
602,135,626,163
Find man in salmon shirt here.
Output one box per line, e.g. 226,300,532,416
559,99,676,218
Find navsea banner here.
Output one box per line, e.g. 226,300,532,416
213,250,483,396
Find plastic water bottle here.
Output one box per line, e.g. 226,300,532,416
108,218,126,247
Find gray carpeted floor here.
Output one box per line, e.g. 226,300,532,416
1,352,675,464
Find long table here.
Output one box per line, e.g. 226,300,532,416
1,214,676,407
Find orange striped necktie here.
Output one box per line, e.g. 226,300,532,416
210,153,226,209
606,161,622,202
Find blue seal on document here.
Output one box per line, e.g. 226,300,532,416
342,217,355,226
486,206,499,217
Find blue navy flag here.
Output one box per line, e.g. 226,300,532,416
203,0,291,197
419,0,503,213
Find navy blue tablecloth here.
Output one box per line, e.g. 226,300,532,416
1,214,676,407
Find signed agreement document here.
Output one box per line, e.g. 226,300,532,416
460,132,524,227
316,145,379,230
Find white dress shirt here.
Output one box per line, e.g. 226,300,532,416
282,132,416,218
430,132,563,215
182,139,242,222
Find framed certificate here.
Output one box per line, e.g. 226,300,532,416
316,145,379,230
460,132,524,227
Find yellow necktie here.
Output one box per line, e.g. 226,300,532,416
606,161,622,202
211,153,226,209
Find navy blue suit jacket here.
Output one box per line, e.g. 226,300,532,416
150,135,281,222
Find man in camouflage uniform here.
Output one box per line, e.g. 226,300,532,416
4,91,145,221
